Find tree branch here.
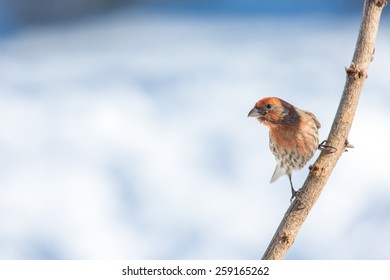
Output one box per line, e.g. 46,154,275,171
261,0,387,260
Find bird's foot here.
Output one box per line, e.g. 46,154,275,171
290,189,307,210
318,140,337,154
290,189,298,204
319,139,354,153
290,187,302,203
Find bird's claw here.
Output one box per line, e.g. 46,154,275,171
290,189,307,210
318,139,354,153
290,190,298,203
318,140,337,154
290,188,301,204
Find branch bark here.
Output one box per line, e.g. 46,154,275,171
262,0,387,260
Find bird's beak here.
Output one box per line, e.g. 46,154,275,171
248,106,263,118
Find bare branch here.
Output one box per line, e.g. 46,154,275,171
261,0,387,260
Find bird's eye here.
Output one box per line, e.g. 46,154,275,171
266,103,272,109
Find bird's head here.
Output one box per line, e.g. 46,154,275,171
248,97,294,125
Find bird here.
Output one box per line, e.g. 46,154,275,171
248,97,321,201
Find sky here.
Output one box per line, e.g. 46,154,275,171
0,4,389,260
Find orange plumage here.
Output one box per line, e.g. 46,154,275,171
248,97,321,200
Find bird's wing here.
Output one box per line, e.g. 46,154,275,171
303,110,321,129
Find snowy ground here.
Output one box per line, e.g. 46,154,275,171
0,8,389,259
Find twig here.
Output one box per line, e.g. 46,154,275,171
261,0,387,260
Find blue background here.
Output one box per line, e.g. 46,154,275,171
0,0,389,259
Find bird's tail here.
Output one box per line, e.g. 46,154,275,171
270,165,284,183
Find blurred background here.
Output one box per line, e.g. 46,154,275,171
0,0,389,259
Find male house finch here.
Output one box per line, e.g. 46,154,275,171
248,97,321,200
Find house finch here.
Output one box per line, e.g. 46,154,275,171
248,97,321,201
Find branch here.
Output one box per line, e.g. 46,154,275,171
261,0,387,260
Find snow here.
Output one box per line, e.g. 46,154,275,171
0,9,389,259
